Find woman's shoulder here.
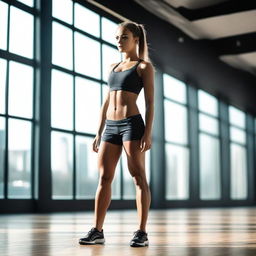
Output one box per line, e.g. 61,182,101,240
138,59,155,74
110,61,120,68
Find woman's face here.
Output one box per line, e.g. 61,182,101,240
115,26,138,52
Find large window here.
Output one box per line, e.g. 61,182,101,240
229,106,247,199
198,90,221,200
0,0,35,199
51,0,150,200
3,0,254,211
163,74,189,200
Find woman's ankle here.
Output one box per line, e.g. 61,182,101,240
95,226,103,232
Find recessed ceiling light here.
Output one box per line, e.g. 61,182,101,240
236,40,241,47
178,37,184,43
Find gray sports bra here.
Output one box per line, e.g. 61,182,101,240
107,59,143,95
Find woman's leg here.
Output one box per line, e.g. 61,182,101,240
93,141,122,231
123,140,151,233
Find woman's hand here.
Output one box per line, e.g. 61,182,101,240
92,134,101,153
140,132,152,152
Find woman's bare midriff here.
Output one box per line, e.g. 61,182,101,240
106,90,140,120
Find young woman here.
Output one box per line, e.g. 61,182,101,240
79,21,155,247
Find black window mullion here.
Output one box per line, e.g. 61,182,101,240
37,0,52,206
245,114,254,201
219,100,230,201
187,85,199,202
4,63,9,199
31,0,37,199
4,1,11,199
72,0,76,200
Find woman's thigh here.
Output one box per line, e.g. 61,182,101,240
97,140,123,181
123,140,146,178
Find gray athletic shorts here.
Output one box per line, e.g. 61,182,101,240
101,114,145,145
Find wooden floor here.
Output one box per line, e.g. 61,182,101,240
1,207,256,256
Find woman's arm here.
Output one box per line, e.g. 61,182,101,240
139,61,154,152
141,61,155,137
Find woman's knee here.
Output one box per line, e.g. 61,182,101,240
99,172,114,185
132,173,148,189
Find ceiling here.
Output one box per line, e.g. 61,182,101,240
134,0,256,77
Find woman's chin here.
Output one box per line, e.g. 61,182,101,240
118,47,125,52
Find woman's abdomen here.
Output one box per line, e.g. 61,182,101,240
106,92,140,120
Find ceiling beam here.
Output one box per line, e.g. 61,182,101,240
172,1,256,21
198,32,256,55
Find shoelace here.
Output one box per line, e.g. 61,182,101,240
133,230,147,239
86,227,99,238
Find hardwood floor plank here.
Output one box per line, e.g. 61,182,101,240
1,207,256,256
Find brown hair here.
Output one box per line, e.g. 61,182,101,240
118,21,155,71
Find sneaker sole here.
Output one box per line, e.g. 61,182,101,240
79,238,105,245
130,240,149,247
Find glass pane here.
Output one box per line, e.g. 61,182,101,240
198,90,218,116
164,100,188,144
8,118,32,199
102,83,109,104
110,155,121,200
230,127,246,144
16,0,34,7
247,113,254,134
0,58,7,114
199,134,221,200
75,77,101,134
74,3,100,37
74,32,101,79
137,89,146,120
229,106,245,128
163,74,186,103
122,151,135,199
146,151,150,184
0,117,5,198
0,1,8,50
52,0,72,24
199,113,219,135
9,6,34,58
122,148,151,200
165,143,189,200
51,69,73,130
102,44,121,82
51,131,73,199
75,136,99,199
9,61,33,118
230,143,247,199
52,22,73,70
102,17,118,45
